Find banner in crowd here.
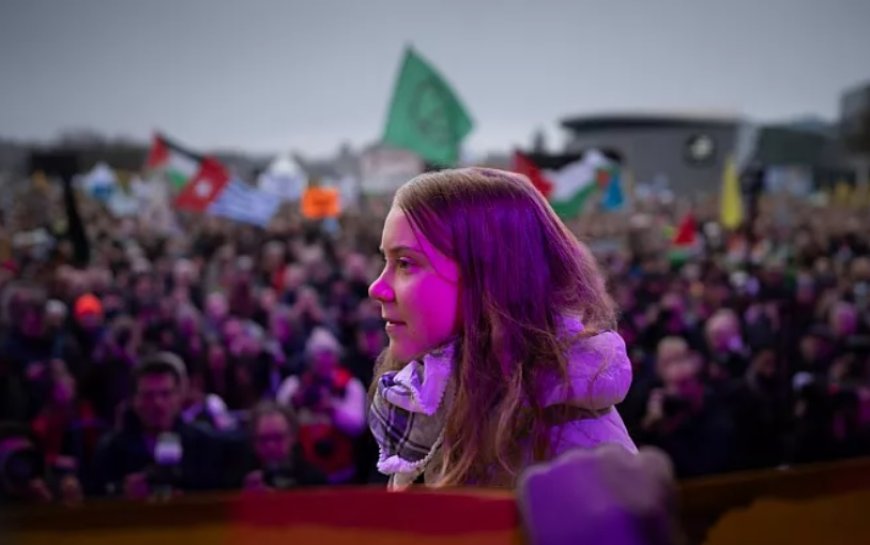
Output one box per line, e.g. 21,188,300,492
301,186,341,219
209,178,282,227
382,46,473,167
135,176,179,234
359,146,424,195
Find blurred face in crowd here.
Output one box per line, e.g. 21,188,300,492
270,311,293,343
799,335,823,365
133,275,155,303
254,412,294,467
238,334,262,359
259,288,278,313
705,311,742,353
663,357,705,406
331,280,350,299
795,274,816,305
282,265,305,292
222,318,244,343
133,372,182,433
311,349,340,377
44,301,67,329
369,207,460,363
310,260,332,284
207,344,227,371
296,286,319,311
206,292,229,322
262,242,285,272
829,302,857,339
345,253,369,282
178,312,199,337
655,336,689,378
173,259,195,287
88,267,112,293
750,350,778,390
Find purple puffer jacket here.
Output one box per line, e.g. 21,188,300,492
538,317,638,456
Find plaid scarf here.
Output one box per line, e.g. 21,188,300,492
368,342,455,477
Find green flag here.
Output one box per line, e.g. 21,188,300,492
383,47,473,167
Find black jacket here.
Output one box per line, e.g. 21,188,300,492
90,409,245,496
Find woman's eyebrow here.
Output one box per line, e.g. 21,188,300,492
380,244,425,257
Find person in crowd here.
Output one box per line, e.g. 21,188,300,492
703,309,750,385
241,401,325,491
277,327,366,483
0,421,83,505
30,360,105,494
727,349,787,470
637,353,733,477
91,352,239,499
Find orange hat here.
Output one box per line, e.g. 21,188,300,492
74,293,103,319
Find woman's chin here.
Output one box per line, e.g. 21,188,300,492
387,344,412,364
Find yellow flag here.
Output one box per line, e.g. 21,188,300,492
720,156,743,229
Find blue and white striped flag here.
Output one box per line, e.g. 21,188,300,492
207,178,281,227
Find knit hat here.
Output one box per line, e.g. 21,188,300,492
74,293,103,320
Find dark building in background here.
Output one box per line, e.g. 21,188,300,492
560,112,849,197
560,112,739,198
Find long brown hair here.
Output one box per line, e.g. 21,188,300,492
375,168,616,487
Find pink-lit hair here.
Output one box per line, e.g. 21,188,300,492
375,167,616,486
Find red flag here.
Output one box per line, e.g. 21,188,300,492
672,213,697,246
512,151,553,198
174,157,230,212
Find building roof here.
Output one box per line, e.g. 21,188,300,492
560,111,742,132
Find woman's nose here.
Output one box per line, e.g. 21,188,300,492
368,272,394,302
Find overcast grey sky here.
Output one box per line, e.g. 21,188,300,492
1,0,869,157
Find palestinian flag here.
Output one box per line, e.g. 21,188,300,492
511,150,612,218
669,212,699,265
145,133,202,189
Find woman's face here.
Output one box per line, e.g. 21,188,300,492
369,207,460,363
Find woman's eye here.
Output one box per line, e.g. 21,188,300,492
396,258,413,270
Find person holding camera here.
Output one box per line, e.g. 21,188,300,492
638,352,734,478
30,359,104,498
91,352,237,499
276,327,366,484
0,422,83,505
241,402,325,492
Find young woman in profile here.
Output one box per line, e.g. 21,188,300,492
368,168,636,489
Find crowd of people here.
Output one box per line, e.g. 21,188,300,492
0,173,868,504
